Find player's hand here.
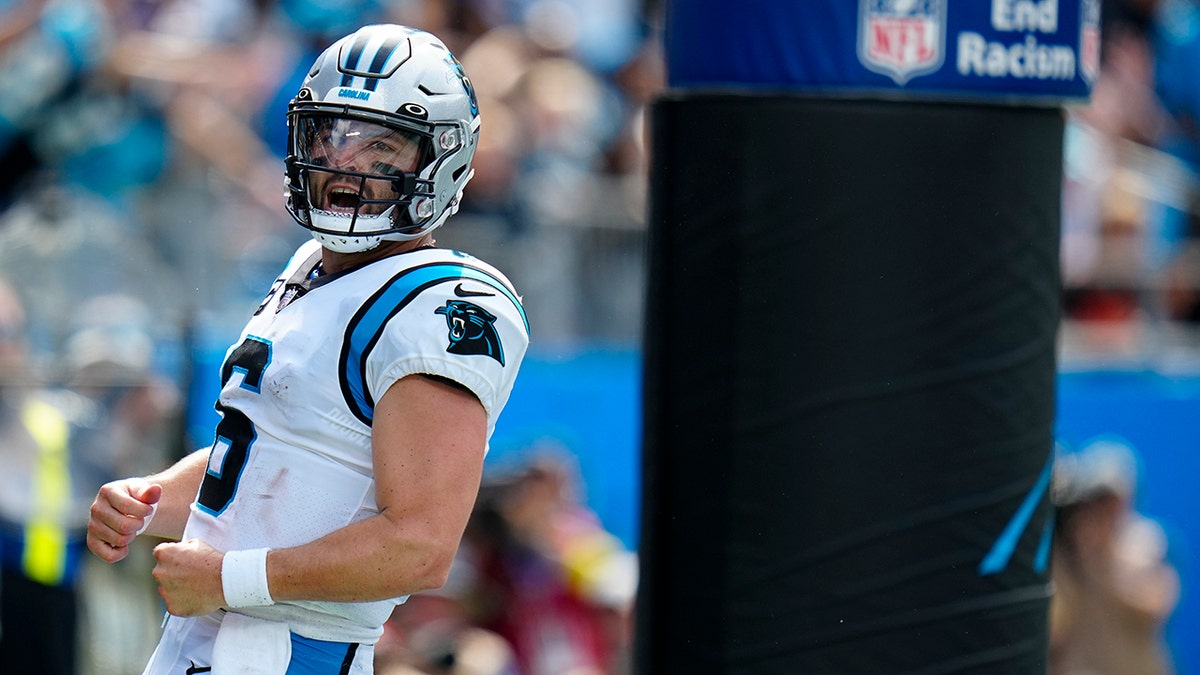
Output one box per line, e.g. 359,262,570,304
152,538,225,617
87,478,162,563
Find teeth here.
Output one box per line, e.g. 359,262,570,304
325,186,361,212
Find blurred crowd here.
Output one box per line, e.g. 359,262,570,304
0,0,660,363
1062,0,1200,369
1045,1,1197,671
0,0,1196,673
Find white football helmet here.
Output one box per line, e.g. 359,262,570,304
285,24,481,252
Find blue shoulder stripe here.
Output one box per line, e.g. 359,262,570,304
340,262,527,425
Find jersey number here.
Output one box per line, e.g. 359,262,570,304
196,336,271,515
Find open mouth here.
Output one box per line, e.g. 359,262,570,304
326,187,362,213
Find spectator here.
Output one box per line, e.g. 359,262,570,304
1049,439,1180,675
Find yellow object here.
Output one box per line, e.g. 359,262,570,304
20,398,71,585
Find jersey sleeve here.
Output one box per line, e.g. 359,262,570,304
358,266,529,428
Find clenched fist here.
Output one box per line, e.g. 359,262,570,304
152,538,226,616
87,478,161,563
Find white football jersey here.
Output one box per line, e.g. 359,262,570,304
181,240,529,643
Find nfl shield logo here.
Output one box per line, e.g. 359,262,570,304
858,0,945,85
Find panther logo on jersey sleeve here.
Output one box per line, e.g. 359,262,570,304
435,300,504,365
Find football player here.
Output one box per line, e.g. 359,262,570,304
85,24,529,674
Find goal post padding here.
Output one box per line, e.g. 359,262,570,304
637,95,1062,673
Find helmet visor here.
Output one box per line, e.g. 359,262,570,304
295,115,427,217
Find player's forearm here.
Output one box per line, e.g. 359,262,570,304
141,449,208,539
264,508,462,603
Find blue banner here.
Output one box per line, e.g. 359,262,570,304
667,0,1098,105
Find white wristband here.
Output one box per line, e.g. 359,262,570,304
222,548,275,608
135,503,158,536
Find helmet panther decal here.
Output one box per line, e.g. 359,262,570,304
435,300,504,365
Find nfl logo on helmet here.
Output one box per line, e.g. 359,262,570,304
858,0,945,85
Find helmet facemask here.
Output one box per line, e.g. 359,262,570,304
287,111,435,251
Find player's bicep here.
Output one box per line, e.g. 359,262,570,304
370,374,487,542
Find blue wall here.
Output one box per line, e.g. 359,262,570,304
485,347,643,550
1056,370,1200,674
